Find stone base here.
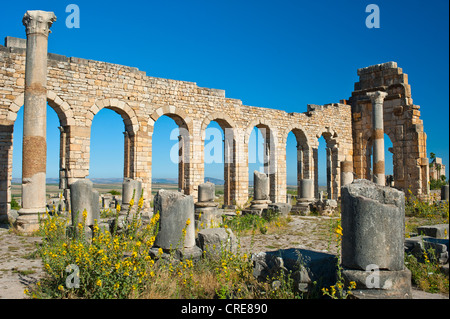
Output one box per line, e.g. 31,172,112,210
290,201,313,215
195,206,222,229
195,201,218,209
15,209,47,234
342,268,412,299
266,203,292,217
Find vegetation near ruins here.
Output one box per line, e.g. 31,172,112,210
16,188,448,299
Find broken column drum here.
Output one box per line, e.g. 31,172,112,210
250,171,271,209
121,178,142,213
153,190,195,250
340,179,412,299
195,182,221,228
70,179,100,227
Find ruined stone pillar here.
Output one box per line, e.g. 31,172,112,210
341,179,412,298
296,144,303,199
313,147,319,199
121,178,142,214
195,182,221,228
340,160,354,188
16,10,56,233
326,147,332,198
250,170,271,210
123,131,130,179
368,91,388,186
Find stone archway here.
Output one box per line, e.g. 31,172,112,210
89,98,140,180
0,91,75,221
312,127,339,200
148,105,193,196
245,119,279,202
201,112,237,207
282,124,311,203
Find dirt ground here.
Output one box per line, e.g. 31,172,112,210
0,215,447,299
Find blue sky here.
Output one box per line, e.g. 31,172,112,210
2,0,448,186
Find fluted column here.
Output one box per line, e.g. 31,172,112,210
367,91,388,186
17,10,57,233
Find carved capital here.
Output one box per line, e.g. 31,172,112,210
22,10,57,37
367,91,388,105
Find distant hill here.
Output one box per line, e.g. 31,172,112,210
152,178,178,184
12,177,225,185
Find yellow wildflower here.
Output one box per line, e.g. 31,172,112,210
335,225,343,236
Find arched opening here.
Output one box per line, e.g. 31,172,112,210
285,128,309,205
385,133,394,187
317,135,327,198
314,131,338,200
10,103,62,212
151,113,190,196
88,108,124,180
286,131,297,202
248,125,276,202
203,119,236,207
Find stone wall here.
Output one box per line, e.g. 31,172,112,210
0,37,353,218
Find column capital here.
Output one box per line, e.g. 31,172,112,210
367,91,388,104
22,10,57,37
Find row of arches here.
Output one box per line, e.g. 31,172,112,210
3,93,391,215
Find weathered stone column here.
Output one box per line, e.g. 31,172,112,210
296,144,303,198
249,170,271,211
367,91,388,186
326,147,332,199
313,147,319,199
291,178,314,215
195,182,221,228
341,179,412,298
340,160,354,188
121,178,142,214
16,10,56,233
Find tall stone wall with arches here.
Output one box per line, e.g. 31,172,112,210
0,37,354,217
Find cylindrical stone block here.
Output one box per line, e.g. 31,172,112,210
340,161,354,187
153,190,195,250
70,179,100,226
254,170,270,201
299,179,314,200
122,178,142,206
198,182,215,202
341,179,405,271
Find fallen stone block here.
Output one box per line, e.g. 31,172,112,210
197,227,237,259
417,224,449,239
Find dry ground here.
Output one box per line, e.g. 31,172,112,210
0,213,447,299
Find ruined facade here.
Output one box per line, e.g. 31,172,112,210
0,12,429,225
349,62,429,199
